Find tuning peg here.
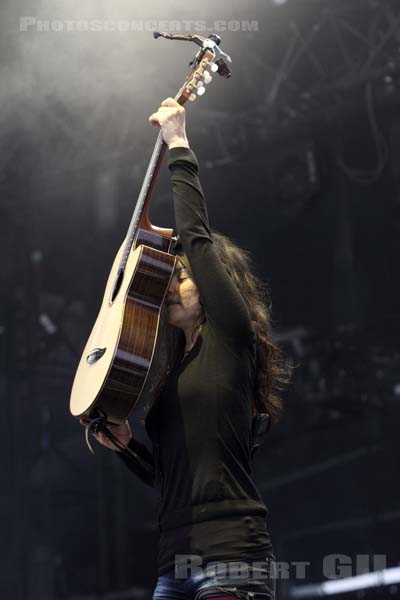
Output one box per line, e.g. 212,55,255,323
210,63,219,73
196,86,206,96
203,71,213,84
189,93,197,102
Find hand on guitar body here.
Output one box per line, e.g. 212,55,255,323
79,418,132,452
149,97,190,149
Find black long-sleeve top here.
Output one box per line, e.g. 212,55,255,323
118,147,273,575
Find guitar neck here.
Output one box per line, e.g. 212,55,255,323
117,46,217,273
119,130,167,271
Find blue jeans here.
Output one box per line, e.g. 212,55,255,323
152,558,276,600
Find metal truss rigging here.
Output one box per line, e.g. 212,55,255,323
193,1,400,173
259,0,400,123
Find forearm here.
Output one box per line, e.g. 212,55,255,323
168,146,212,256
115,437,155,488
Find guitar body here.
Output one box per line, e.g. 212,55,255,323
70,236,176,424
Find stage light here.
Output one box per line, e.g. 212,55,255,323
290,566,400,598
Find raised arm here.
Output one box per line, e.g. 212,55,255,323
168,147,254,345
149,97,254,346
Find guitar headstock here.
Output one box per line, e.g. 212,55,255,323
176,49,220,105
153,32,231,105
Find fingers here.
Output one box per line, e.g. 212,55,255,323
149,109,166,126
148,111,176,125
148,98,184,126
149,112,164,126
161,97,180,107
95,431,107,444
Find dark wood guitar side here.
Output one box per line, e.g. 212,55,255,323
70,231,175,423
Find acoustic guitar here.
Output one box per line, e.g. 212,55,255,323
70,34,230,424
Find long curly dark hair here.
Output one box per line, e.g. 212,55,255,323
144,230,290,425
210,231,289,422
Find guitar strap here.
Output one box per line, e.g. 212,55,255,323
83,412,154,475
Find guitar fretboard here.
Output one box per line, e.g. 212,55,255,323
119,130,165,273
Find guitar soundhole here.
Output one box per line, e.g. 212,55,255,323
111,269,124,303
86,347,106,365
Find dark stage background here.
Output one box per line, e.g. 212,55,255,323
1,1,399,599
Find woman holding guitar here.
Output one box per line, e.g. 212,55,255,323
80,97,288,600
